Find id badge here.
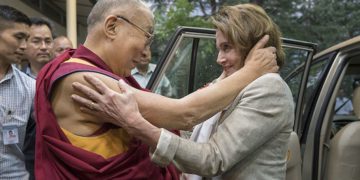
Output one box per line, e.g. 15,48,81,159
2,125,19,145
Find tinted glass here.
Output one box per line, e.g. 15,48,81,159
300,59,329,131
153,37,193,98
282,48,311,105
194,38,221,90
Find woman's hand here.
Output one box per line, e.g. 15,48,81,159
243,35,279,76
71,75,141,127
72,76,161,147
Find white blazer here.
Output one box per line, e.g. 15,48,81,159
151,73,294,180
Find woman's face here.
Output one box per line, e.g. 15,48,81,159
215,30,244,77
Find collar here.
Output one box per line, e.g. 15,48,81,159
72,45,113,73
25,65,37,79
131,63,156,75
0,65,14,84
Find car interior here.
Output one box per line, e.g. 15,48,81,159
353,80,360,119
285,47,360,180
286,132,302,180
323,56,360,180
331,78,360,135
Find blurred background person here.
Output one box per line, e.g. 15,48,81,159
335,88,353,115
51,35,73,57
24,17,53,79
21,17,55,180
15,55,29,72
131,46,175,97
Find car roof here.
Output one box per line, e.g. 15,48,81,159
314,35,360,59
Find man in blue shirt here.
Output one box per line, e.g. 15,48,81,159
335,88,354,115
131,46,175,97
24,17,54,79
0,5,35,179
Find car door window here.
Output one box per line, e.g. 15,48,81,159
194,38,220,90
300,58,331,134
304,60,329,107
281,48,310,79
153,37,193,98
332,69,360,135
282,48,312,105
283,44,317,133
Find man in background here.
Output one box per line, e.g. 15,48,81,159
0,5,35,179
51,35,73,57
131,46,175,97
21,16,53,179
335,88,353,115
24,17,53,78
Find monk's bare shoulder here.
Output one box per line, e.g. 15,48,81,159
50,71,120,136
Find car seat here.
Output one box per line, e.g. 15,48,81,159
324,121,360,180
353,84,360,118
286,132,302,180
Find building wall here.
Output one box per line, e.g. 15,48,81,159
1,0,66,37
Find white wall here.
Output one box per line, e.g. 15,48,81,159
1,0,66,36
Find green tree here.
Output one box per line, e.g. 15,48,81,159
298,0,360,50
149,0,360,53
151,0,212,61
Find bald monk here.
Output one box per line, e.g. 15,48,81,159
34,0,277,179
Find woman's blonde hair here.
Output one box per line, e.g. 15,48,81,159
211,3,285,68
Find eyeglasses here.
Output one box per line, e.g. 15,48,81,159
116,16,154,46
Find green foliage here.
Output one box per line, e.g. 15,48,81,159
154,0,211,41
297,0,360,50
150,0,360,55
151,0,212,61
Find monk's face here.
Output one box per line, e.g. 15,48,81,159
111,6,154,77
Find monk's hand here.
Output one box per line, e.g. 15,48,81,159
71,75,140,127
243,35,278,76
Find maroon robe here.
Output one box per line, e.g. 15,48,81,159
34,45,179,179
